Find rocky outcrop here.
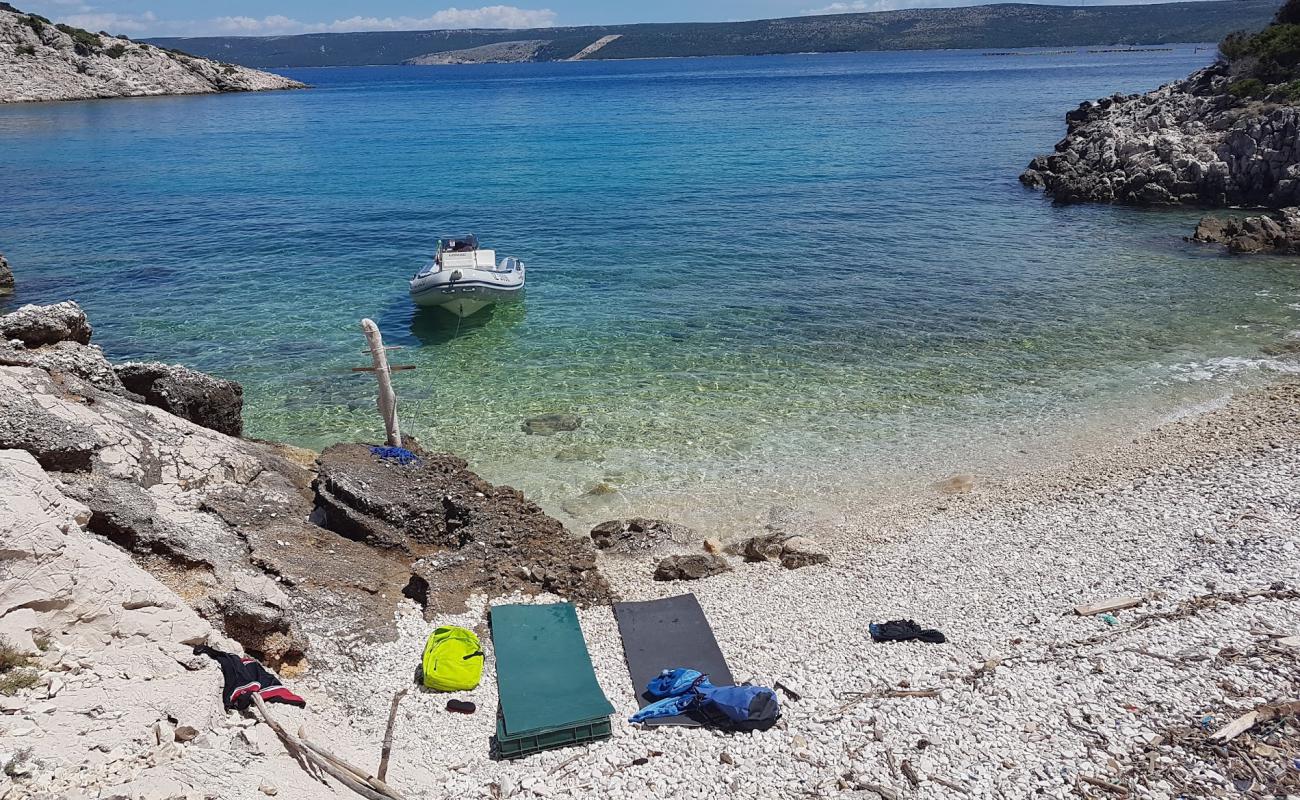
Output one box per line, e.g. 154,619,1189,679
0,447,363,800
590,517,697,555
0,303,243,433
115,361,244,436
0,364,328,664
652,553,731,581
316,442,613,614
0,300,92,346
1020,64,1300,207
1190,207,1300,253
0,5,304,104
0,251,12,295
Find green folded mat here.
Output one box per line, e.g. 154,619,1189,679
490,602,614,759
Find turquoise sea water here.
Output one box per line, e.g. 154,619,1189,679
3,48,1299,533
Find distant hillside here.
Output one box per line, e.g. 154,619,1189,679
145,0,1280,69
0,3,302,103
404,40,547,65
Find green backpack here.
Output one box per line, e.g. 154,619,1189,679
421,626,484,692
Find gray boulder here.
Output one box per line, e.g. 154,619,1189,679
114,361,244,437
653,553,731,581
0,301,92,347
0,252,12,296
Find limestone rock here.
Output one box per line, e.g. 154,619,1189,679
1020,63,1300,208
0,301,91,347
0,251,12,295
0,447,213,654
522,413,582,435
0,339,130,394
0,364,411,663
205,572,307,666
114,361,244,437
590,518,697,555
653,553,731,581
0,7,304,104
1190,208,1300,254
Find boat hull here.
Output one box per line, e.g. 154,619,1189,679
409,268,525,318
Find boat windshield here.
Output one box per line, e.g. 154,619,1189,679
437,235,478,254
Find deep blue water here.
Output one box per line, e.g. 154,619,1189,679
3,48,1298,530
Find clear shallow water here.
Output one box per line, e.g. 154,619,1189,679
3,48,1300,534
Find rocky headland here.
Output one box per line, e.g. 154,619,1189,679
1020,0,1300,210
0,3,302,103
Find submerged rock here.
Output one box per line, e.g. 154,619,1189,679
0,252,12,295
936,473,975,495
0,301,92,347
1190,207,1300,254
653,553,731,581
522,413,582,435
115,361,244,437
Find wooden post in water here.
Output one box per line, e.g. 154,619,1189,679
361,318,402,447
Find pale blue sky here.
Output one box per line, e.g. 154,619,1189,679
26,0,1220,38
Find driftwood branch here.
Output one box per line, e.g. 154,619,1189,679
249,693,405,800
1079,774,1130,794
377,689,407,782
361,318,401,447
1074,596,1143,616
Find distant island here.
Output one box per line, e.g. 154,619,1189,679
0,2,302,103
144,0,1280,69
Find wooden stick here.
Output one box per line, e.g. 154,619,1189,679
883,689,940,698
377,689,407,782
930,775,970,794
900,759,920,787
1079,774,1129,794
1210,710,1258,742
251,694,403,800
361,318,401,447
351,365,417,373
1074,596,1143,616
297,731,406,799
251,693,305,761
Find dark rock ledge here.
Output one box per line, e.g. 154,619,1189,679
0,301,613,668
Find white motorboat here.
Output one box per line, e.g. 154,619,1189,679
409,234,525,318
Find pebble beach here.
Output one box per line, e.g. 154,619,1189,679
292,380,1300,799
